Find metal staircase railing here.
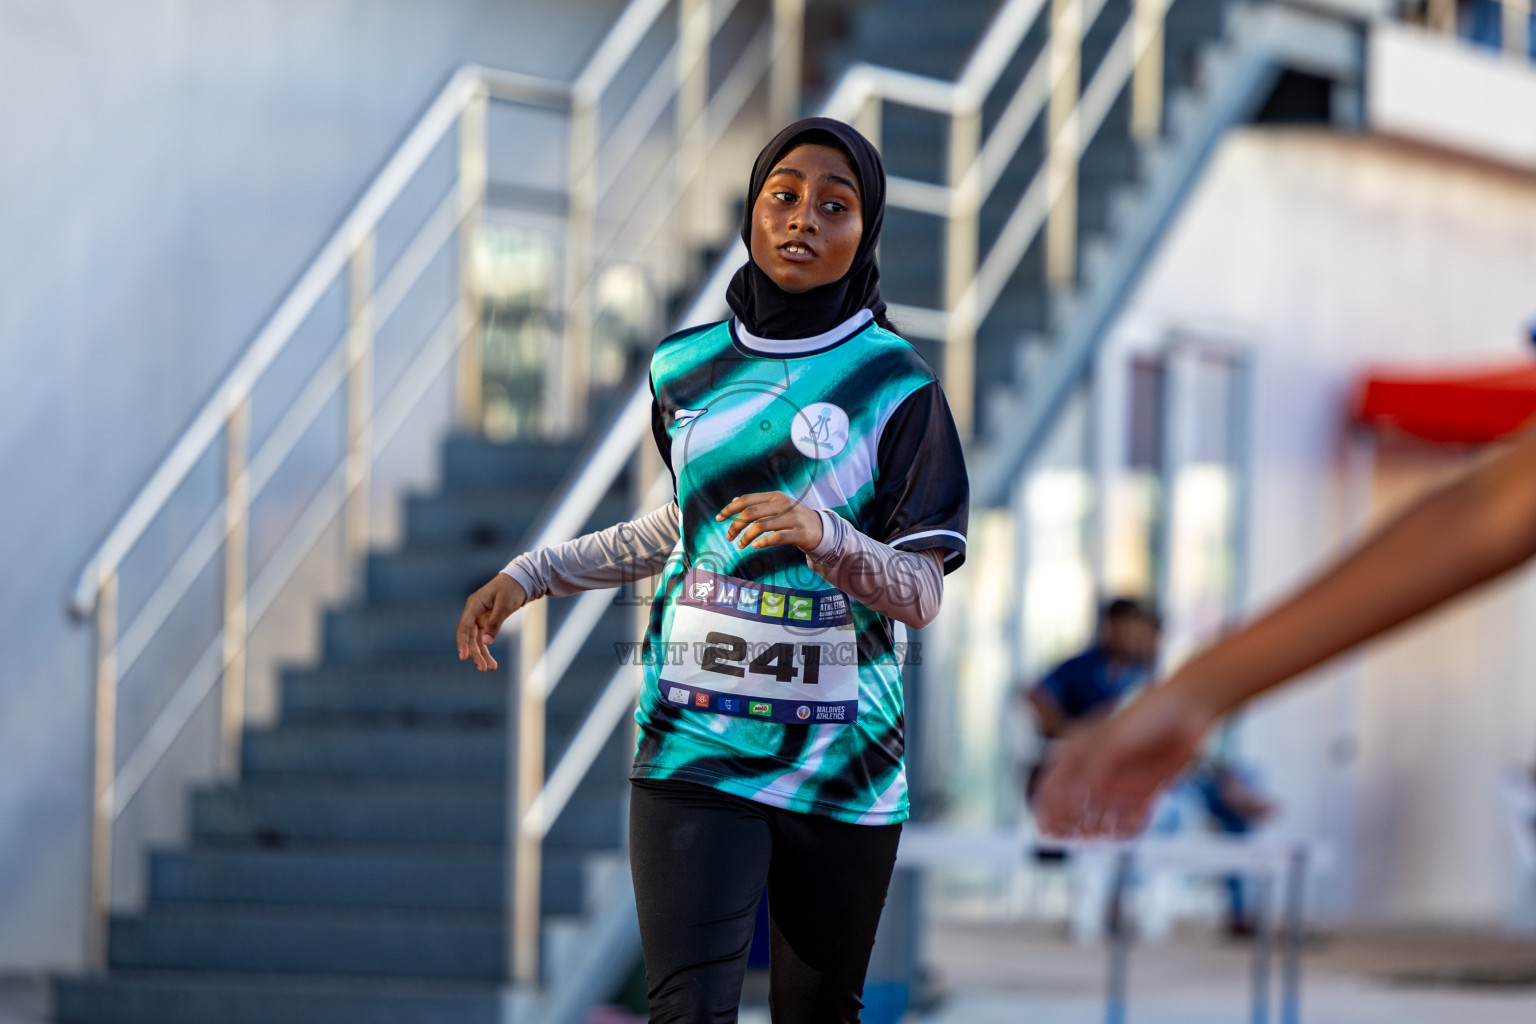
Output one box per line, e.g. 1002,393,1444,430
69,0,805,971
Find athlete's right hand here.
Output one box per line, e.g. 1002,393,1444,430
456,573,528,672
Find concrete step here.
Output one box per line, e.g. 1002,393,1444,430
439,436,587,490
147,846,589,914
321,599,637,663
239,721,632,784
980,289,1050,339
241,725,505,782
1165,0,1233,84
55,970,502,1024
191,776,626,850
106,904,504,980
191,780,507,846
279,666,508,728
403,489,544,550
404,491,631,550
364,548,517,604
279,648,630,725
361,547,656,606
321,600,476,662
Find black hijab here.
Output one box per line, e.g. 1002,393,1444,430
725,117,892,340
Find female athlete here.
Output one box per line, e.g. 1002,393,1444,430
456,117,969,1022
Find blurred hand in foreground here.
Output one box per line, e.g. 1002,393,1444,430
1038,424,1536,837
456,573,527,672
1033,683,1217,839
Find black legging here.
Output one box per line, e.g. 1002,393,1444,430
629,777,902,1023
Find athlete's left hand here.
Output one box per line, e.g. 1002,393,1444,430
717,491,823,552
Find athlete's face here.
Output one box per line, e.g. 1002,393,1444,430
748,143,864,294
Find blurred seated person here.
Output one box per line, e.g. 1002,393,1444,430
1023,598,1160,801
1190,758,1275,935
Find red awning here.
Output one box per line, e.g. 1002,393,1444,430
1354,363,1536,444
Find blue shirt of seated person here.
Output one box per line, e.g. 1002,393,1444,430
1028,598,1160,739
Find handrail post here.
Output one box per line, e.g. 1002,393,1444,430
457,82,489,435
1504,0,1531,57
855,85,882,264
854,88,882,152
220,398,251,779
511,599,548,984
86,573,118,971
769,0,805,128
1046,0,1082,286
1426,0,1456,33
560,93,598,437
944,101,982,440
345,233,375,574
1131,0,1166,142
676,0,712,267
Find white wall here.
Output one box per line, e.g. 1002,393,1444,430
1103,124,1536,923
0,0,624,969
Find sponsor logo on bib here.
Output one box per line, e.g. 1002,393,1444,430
665,568,860,725
820,594,848,619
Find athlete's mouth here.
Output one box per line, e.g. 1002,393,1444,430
777,240,817,262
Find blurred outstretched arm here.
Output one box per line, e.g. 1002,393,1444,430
1036,424,1536,837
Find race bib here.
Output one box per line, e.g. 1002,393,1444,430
659,567,859,725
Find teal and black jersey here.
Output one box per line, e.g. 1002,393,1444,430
632,310,968,824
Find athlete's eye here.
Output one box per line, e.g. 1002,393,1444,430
772,189,797,203
822,201,846,214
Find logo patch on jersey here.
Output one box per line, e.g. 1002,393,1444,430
673,407,708,428
714,582,739,606
787,596,814,621
694,692,711,708
760,592,785,617
668,686,690,705
690,580,714,600
796,705,811,720
749,701,772,717
718,697,740,713
791,402,850,460
736,587,760,613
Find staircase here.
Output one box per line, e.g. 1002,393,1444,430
55,436,639,1023
825,0,1235,437
53,0,1387,1021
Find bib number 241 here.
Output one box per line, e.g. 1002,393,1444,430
700,632,823,685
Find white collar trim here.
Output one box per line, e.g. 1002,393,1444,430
732,308,873,355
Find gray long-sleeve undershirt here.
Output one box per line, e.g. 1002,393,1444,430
501,504,945,629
